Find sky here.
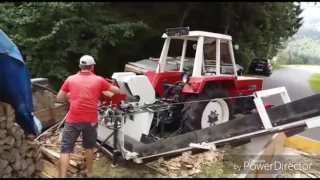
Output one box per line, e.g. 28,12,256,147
300,2,320,21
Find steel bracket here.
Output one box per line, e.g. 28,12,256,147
253,87,291,130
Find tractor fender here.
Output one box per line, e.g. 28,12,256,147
182,76,238,94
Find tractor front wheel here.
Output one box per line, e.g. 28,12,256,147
181,87,234,133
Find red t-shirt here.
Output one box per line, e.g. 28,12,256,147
61,71,111,124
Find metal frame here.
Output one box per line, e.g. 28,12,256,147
156,30,238,77
253,87,291,129
97,87,320,164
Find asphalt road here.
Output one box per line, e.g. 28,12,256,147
262,65,320,141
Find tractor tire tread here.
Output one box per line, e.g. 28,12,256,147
181,87,234,133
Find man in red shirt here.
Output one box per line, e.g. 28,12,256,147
56,55,120,178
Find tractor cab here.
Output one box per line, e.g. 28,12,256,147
145,27,262,97
156,27,238,77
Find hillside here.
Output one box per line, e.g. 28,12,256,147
277,17,320,65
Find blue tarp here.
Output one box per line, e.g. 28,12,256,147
0,29,42,135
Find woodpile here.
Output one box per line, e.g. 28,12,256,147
35,126,101,178
0,102,42,178
32,89,69,130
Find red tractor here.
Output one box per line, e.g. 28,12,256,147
102,27,268,133
98,27,279,161
96,27,319,164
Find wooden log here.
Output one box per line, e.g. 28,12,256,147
39,171,54,178
0,136,14,145
14,139,22,147
27,164,36,177
12,160,22,171
2,103,14,117
0,116,5,124
0,129,7,139
40,159,73,178
8,125,18,136
0,159,9,170
40,146,85,170
3,165,12,175
5,121,14,130
5,114,15,123
21,159,28,171
0,151,10,160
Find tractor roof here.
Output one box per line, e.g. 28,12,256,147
162,31,232,44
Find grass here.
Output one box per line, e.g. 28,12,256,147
287,64,320,67
93,157,161,178
272,63,285,70
308,73,320,93
92,145,247,178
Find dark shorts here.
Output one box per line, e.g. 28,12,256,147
60,122,98,154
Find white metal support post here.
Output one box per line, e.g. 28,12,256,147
228,41,238,76
215,39,221,75
192,36,204,77
179,39,188,72
157,38,171,73
253,87,291,130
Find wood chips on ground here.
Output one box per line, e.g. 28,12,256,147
146,149,226,178
38,129,101,162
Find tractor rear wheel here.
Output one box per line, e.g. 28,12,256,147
181,86,234,133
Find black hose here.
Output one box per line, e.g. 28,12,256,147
160,81,181,100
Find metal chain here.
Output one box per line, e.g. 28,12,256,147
98,94,255,122
105,94,254,109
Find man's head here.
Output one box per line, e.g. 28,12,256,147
79,55,96,71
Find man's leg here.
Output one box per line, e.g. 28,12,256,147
82,122,98,177
59,123,81,178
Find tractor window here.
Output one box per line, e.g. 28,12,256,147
203,41,234,75
203,43,232,64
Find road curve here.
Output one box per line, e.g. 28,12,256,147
262,65,320,140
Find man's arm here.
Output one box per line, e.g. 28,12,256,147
57,90,69,102
101,79,120,96
57,79,70,102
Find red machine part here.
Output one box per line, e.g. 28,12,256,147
99,78,127,107
252,103,274,114
145,71,183,96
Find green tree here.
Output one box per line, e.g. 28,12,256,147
0,2,304,88
0,2,152,88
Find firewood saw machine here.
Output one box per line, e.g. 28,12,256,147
68,28,320,165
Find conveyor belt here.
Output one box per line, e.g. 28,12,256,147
133,93,320,158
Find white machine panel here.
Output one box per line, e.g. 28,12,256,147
108,72,156,142
112,72,136,81
123,75,156,105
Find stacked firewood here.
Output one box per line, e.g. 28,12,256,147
0,102,42,178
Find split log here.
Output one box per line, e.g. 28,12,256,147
40,159,73,178
0,103,42,178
